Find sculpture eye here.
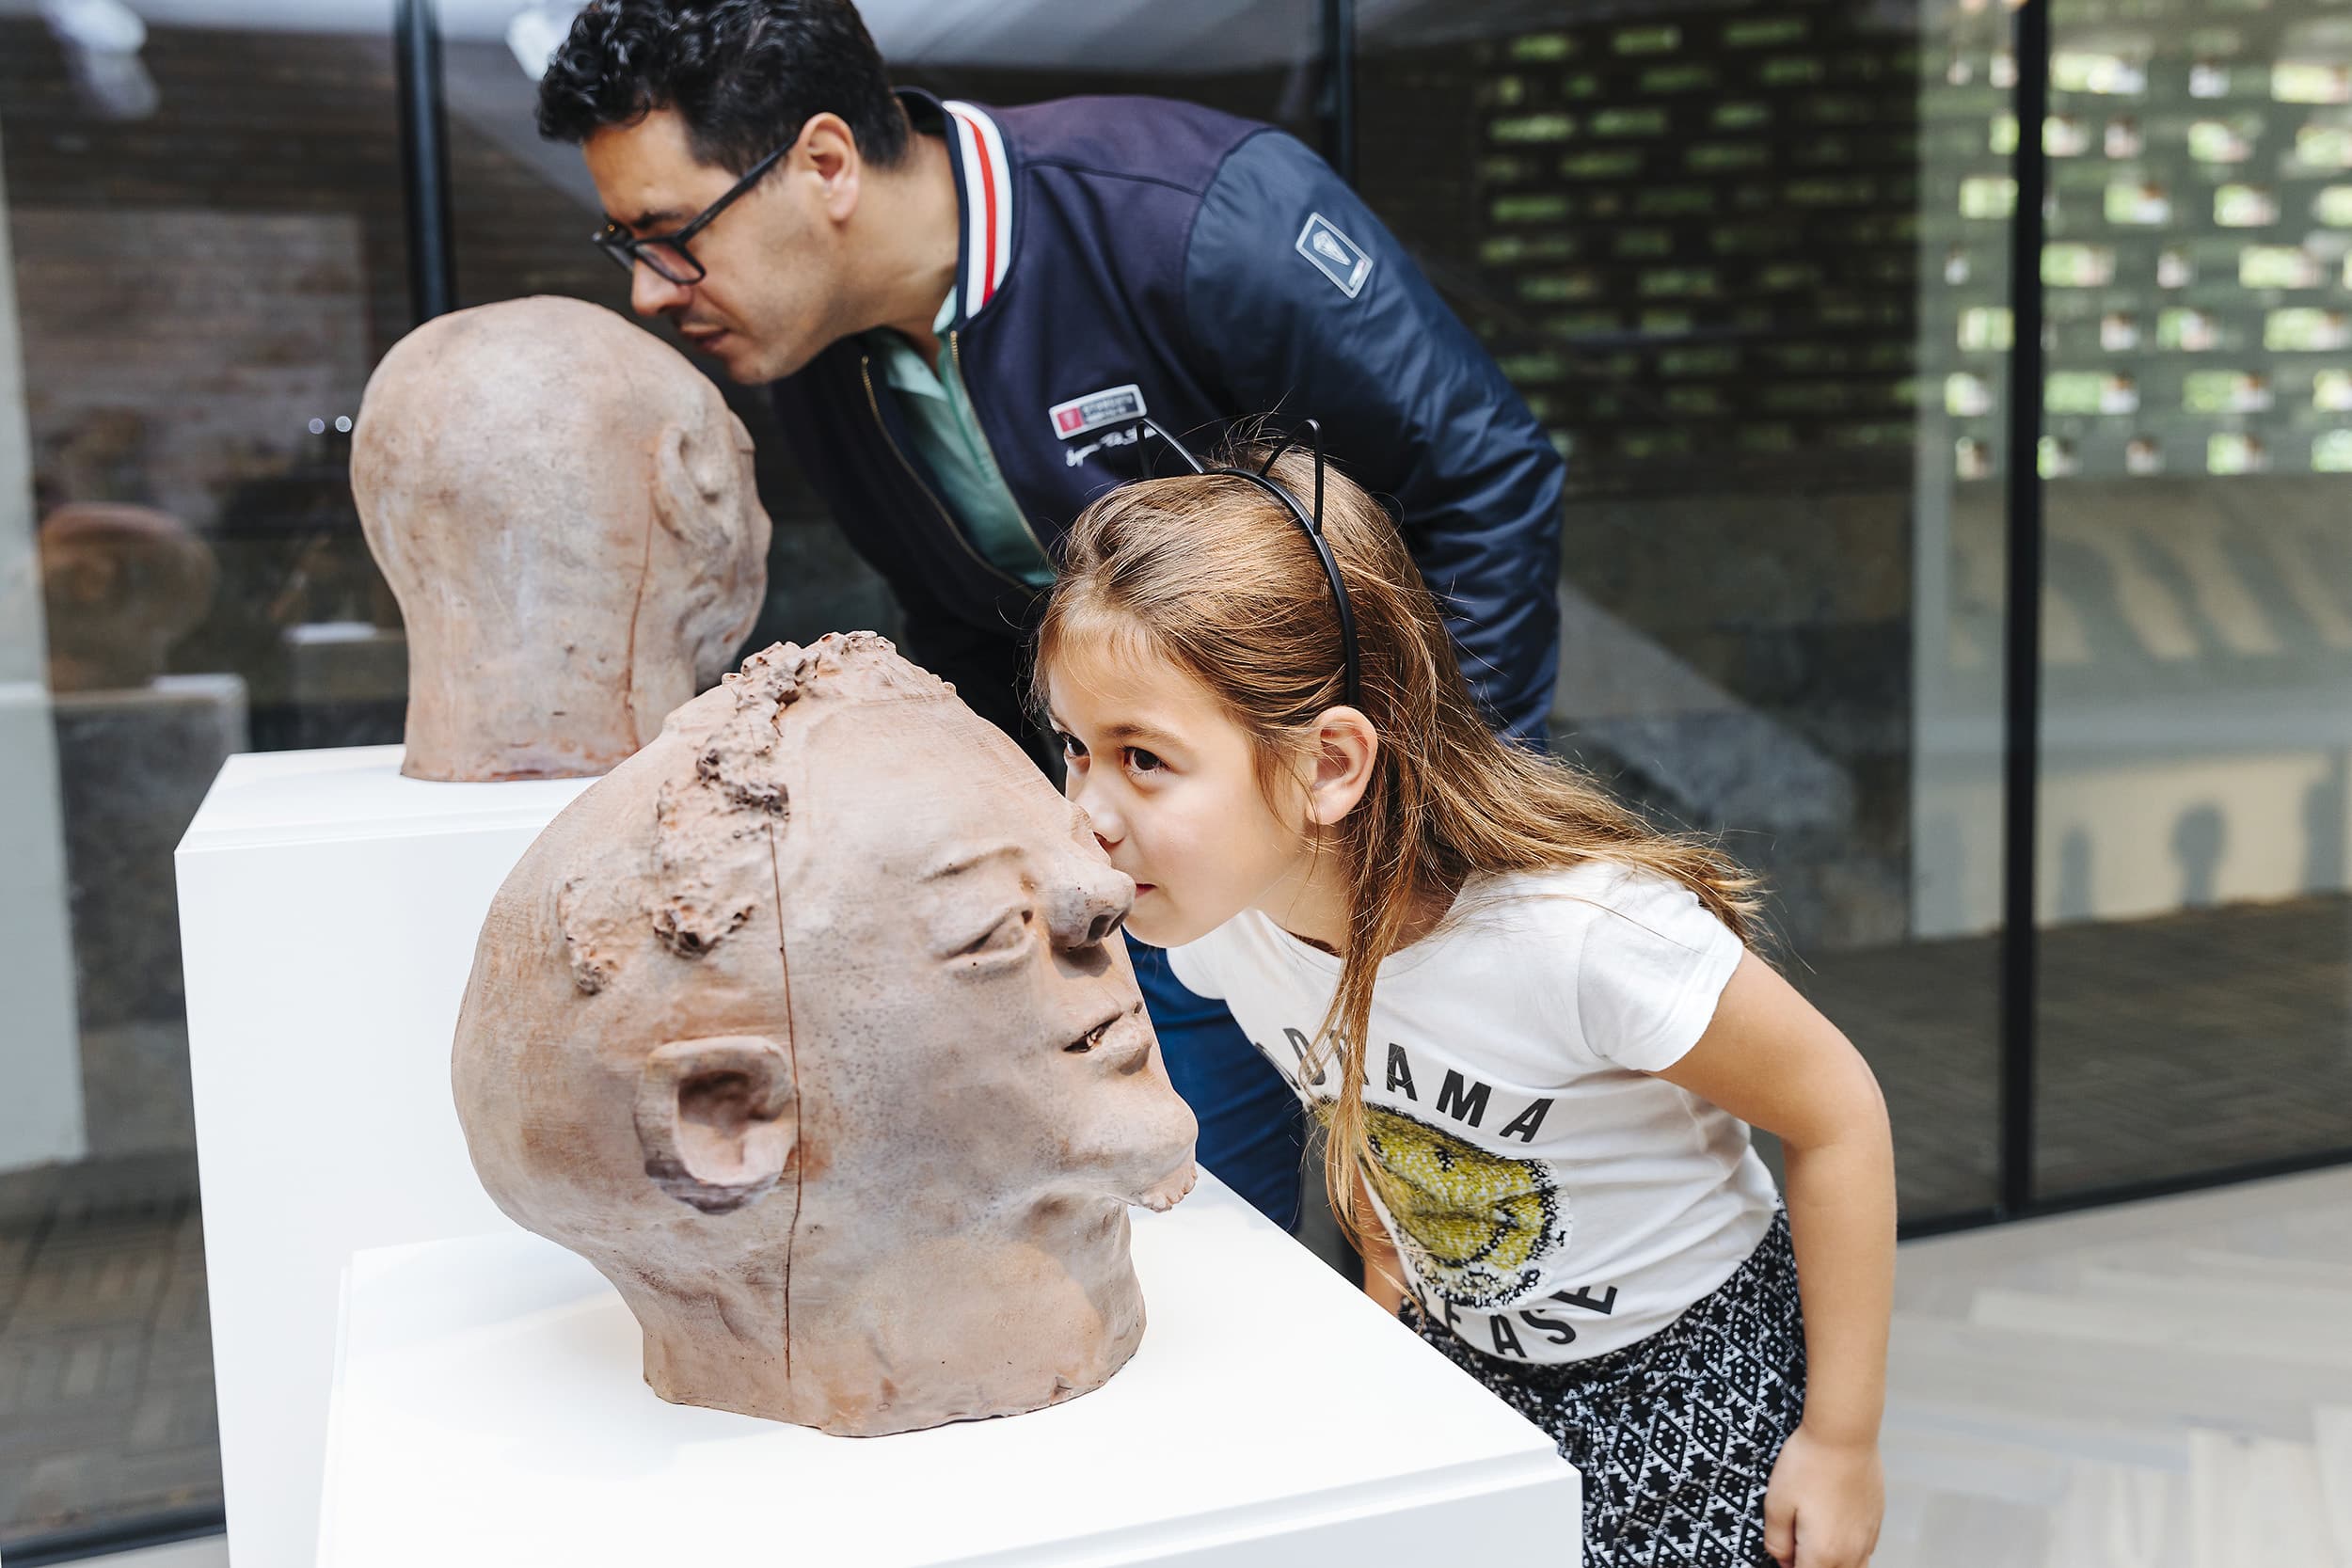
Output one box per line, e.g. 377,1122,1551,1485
957,909,1033,963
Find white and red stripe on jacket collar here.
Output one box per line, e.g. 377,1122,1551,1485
943,100,1013,318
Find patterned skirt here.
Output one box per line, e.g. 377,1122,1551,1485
1401,1212,1806,1568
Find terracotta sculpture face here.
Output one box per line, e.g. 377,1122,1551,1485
40,503,217,693
452,634,1198,1435
352,295,771,782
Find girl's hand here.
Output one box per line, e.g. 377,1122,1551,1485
1762,1423,1883,1568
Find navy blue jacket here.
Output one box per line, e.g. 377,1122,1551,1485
770,90,1565,743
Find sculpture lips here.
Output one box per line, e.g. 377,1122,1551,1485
1064,1005,1152,1074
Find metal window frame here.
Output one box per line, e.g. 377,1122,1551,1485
395,0,455,322
1997,0,2050,1222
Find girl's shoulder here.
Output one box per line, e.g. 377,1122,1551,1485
1453,860,1746,1074
1453,858,1711,942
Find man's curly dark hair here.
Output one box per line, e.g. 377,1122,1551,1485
536,0,909,175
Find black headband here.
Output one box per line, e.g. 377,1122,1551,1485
1136,420,1363,713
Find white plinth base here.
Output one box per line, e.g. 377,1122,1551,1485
321,1175,1580,1568
176,747,596,1568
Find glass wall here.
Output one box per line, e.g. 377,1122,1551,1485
1358,0,2010,1223
1,5,404,1546
2028,0,2352,1197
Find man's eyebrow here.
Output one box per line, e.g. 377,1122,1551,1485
609,208,687,234
919,842,1023,883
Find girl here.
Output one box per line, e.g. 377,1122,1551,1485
1035,439,1895,1568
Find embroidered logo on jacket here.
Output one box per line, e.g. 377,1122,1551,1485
1048,384,1148,440
1295,213,1373,298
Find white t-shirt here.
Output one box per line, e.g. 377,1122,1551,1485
1168,861,1780,1364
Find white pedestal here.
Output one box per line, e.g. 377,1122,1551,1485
321,1177,1581,1568
176,747,595,1568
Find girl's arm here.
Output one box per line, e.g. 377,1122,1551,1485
1651,951,1894,1568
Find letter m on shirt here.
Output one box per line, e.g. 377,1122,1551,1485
1436,1069,1490,1129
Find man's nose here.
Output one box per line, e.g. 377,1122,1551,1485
631,261,691,318
1044,856,1134,951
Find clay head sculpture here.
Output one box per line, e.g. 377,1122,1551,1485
352,295,771,782
39,503,217,693
452,634,1199,1435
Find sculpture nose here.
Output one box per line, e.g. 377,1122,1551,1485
1045,856,1134,951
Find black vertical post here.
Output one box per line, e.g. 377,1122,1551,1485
1998,0,2050,1217
1319,0,1357,186
395,0,457,323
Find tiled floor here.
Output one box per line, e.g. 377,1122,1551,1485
1876,1164,2352,1567
1802,893,2352,1216
0,1152,215,1551
4,897,2350,1557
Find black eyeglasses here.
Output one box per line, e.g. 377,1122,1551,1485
1138,420,1362,713
592,137,792,286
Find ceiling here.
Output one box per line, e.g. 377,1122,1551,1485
0,0,1464,71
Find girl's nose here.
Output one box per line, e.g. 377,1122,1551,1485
1068,776,1123,849
1045,856,1135,951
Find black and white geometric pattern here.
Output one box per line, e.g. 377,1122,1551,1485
1403,1212,1806,1567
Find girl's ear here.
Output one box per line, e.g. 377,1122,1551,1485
1305,706,1379,827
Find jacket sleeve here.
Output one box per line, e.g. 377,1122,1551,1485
1182,130,1564,744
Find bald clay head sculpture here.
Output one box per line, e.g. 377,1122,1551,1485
352,295,771,782
452,633,1199,1435
40,503,217,693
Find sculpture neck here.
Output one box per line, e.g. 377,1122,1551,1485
627,1196,1149,1436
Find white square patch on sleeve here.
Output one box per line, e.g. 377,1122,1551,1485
1295,212,1373,298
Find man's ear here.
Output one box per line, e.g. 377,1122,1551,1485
634,1035,796,1214
1304,706,1379,828
797,111,861,222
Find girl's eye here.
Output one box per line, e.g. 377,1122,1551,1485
1057,730,1089,763
1126,748,1165,774
960,910,1033,959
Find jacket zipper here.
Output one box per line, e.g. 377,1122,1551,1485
949,329,1056,569
859,353,1031,594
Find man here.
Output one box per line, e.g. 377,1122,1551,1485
536,0,1565,1233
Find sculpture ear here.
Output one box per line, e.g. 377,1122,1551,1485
634,1035,797,1214
651,415,740,553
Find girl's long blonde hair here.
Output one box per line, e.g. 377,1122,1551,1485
1035,441,1761,1248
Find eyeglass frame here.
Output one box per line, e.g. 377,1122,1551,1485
1136,419,1363,714
591,136,794,286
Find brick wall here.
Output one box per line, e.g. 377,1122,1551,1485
1928,0,2352,482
